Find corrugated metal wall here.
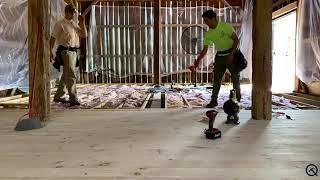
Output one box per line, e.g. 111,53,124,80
83,0,242,84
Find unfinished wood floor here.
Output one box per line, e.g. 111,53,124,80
0,109,319,179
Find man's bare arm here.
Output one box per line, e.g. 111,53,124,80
77,15,87,38
195,45,208,67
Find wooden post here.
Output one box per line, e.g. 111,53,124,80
154,0,161,84
28,0,50,121
251,0,272,120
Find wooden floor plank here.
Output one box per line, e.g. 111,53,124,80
0,109,319,179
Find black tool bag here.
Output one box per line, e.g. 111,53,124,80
53,46,80,72
233,49,247,72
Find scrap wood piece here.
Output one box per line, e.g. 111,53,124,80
272,111,294,120
116,101,125,109
181,94,192,109
0,103,29,108
272,101,290,108
93,102,106,109
0,95,23,103
287,99,319,109
0,96,29,104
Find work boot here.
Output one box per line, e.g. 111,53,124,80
69,100,80,107
206,100,218,108
53,98,70,104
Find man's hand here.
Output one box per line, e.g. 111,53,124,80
78,15,84,24
188,65,196,72
188,59,199,72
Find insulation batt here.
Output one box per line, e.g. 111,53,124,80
167,93,185,108
53,85,149,109
52,84,304,110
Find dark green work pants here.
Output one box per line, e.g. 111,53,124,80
211,55,241,102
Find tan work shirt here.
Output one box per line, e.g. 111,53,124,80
52,18,81,48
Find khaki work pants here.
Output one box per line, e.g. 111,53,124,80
54,50,78,102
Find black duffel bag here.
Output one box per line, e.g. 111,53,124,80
233,49,247,72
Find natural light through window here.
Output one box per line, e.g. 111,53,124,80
272,11,297,93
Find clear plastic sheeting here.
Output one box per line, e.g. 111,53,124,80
296,0,320,83
238,0,252,81
0,0,67,92
0,1,28,91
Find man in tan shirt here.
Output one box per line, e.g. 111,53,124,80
50,4,87,106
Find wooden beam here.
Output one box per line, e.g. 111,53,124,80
77,0,152,1
154,0,161,85
76,0,243,6
272,0,294,9
272,1,297,19
276,93,320,108
94,23,242,28
64,0,78,7
82,0,99,17
251,0,272,120
161,92,166,108
140,93,152,109
28,0,51,121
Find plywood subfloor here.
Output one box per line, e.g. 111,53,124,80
0,109,319,179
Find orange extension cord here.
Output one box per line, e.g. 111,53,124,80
18,21,42,121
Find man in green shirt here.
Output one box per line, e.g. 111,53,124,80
190,10,241,108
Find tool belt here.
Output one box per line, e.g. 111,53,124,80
216,48,232,56
53,45,80,71
215,48,247,72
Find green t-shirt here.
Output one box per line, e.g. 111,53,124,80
203,22,235,52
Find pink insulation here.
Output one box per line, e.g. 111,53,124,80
52,84,150,109
166,93,187,108
51,84,305,110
